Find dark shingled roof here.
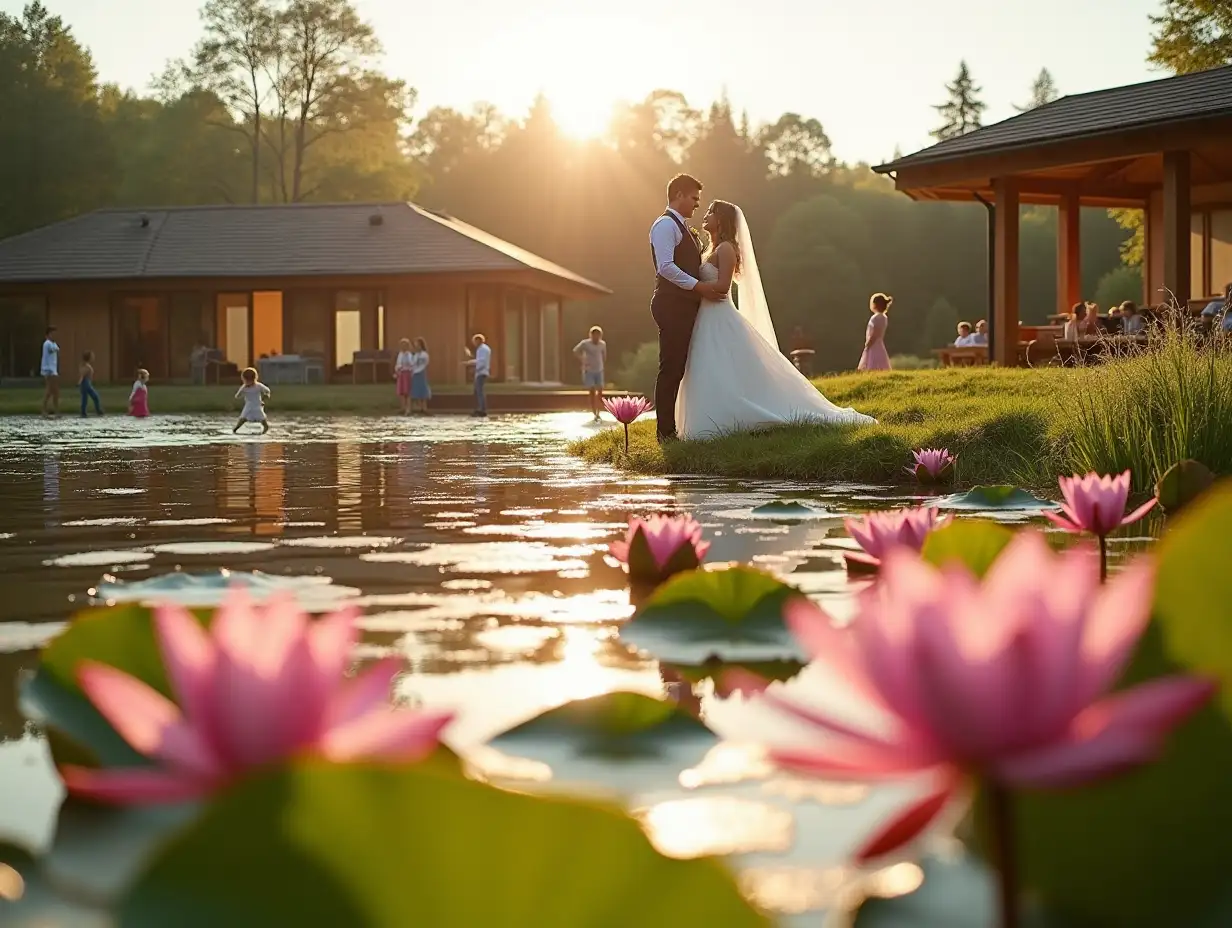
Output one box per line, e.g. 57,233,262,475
0,201,611,294
876,64,1232,173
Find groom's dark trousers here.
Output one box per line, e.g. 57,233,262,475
651,211,703,441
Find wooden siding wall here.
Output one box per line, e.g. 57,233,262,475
1147,181,1232,303
384,281,468,384
48,289,111,382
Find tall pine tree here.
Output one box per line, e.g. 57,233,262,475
931,61,986,141
1014,67,1059,112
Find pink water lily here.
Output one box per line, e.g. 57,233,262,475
610,513,710,585
719,531,1214,863
1046,470,1157,537
907,448,956,484
1046,470,1157,580
844,506,949,572
61,590,454,804
603,395,653,452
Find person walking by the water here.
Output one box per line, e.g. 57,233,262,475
410,337,431,414
129,369,150,417
394,337,414,416
40,326,60,417
573,326,607,421
78,352,103,417
233,367,271,434
463,333,491,418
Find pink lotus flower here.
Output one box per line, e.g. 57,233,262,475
1046,470,1157,537
906,448,956,484
610,513,710,585
719,532,1214,863
603,395,653,452
61,590,454,804
844,506,949,573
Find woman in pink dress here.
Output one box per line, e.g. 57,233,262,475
857,293,892,371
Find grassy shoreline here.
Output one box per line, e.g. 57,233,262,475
572,338,1232,493
572,368,1076,489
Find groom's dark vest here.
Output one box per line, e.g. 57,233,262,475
651,211,703,313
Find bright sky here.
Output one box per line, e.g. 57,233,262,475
5,0,1164,164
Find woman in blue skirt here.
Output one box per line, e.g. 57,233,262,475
410,337,431,414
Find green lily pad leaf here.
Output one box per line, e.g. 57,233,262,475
748,501,827,519
1155,460,1216,516
920,520,1016,579
40,604,204,702
117,761,769,928
0,838,111,927
663,658,805,687
932,486,1059,512
20,668,148,770
41,798,200,908
486,692,716,793
620,567,806,664
1153,483,1232,721
969,618,1232,927
853,851,1076,927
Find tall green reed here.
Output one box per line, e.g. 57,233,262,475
1066,322,1232,493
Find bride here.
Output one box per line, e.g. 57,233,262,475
676,201,876,439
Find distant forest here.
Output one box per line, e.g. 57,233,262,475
1,0,1175,372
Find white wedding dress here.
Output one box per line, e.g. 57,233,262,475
676,262,876,439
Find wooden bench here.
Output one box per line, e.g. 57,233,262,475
932,346,990,367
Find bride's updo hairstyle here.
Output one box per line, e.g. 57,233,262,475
870,293,893,313
705,200,742,274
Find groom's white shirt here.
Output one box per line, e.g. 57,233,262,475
650,208,699,291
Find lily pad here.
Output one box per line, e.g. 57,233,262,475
852,850,1074,927
486,691,717,792
619,567,806,664
663,658,805,688
1154,460,1216,515
920,520,1016,579
932,486,1059,512
748,501,827,519
117,761,769,927
20,667,148,769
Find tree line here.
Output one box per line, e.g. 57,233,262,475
0,0,1223,372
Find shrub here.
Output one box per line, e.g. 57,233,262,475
614,341,658,396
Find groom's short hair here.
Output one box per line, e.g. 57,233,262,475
667,173,702,201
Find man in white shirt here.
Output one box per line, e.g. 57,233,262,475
954,322,975,347
40,325,60,417
970,320,989,346
463,333,492,417
649,173,729,442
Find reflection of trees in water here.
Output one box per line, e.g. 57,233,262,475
0,650,38,742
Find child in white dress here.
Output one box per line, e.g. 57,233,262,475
233,367,271,434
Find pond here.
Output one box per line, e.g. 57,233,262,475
0,412,1154,923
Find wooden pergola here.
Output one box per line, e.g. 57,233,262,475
873,65,1232,366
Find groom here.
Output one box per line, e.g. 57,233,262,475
649,173,728,442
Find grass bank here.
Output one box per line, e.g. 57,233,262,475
571,334,1232,491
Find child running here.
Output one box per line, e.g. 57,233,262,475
129,369,150,417
78,352,103,417
573,326,607,421
233,367,271,434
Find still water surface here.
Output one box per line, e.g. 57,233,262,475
0,412,1135,921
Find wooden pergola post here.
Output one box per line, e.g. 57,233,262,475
993,177,1020,366
1162,150,1192,308
1057,190,1082,313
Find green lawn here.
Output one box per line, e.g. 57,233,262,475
572,368,1077,488
5,382,583,416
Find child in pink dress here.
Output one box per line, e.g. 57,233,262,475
857,293,893,371
128,369,150,417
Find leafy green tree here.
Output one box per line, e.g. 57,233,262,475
923,297,961,353
1014,67,1059,111
931,61,986,141
1094,266,1145,309
758,113,833,177
1150,0,1232,73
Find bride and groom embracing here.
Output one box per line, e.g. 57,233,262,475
649,173,874,443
